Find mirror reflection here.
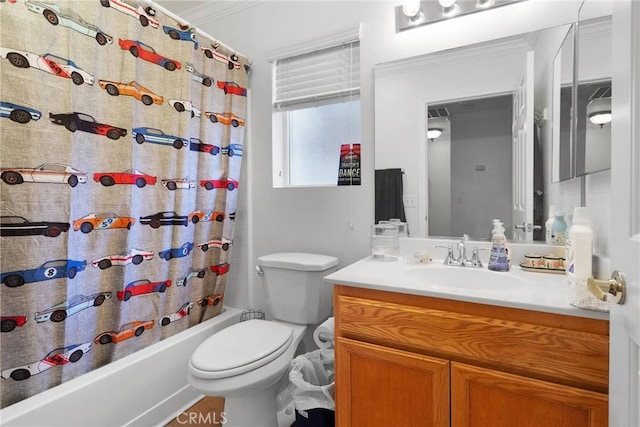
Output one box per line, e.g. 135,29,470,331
427,95,516,240
576,15,612,176
375,28,548,241
554,16,612,182
375,13,611,242
576,79,611,176
552,25,575,183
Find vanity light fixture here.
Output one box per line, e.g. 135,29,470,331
427,128,443,141
587,97,612,128
396,0,523,32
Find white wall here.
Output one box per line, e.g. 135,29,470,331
160,0,615,309
171,2,382,310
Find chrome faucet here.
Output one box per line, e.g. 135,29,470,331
457,234,469,263
436,235,484,267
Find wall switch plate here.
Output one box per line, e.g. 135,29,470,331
403,194,417,208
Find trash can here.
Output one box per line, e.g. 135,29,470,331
289,348,335,427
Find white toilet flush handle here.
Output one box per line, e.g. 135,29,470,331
256,265,264,276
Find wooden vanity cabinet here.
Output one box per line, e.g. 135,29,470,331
334,285,609,427
337,338,450,427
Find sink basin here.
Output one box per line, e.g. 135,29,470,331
400,265,528,291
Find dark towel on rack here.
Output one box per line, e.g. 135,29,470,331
533,123,544,241
375,168,406,224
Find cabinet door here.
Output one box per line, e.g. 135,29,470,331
451,362,608,427
336,337,449,427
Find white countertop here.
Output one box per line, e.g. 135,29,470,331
324,257,610,321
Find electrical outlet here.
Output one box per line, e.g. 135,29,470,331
403,194,417,208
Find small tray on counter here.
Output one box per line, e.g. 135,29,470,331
519,263,565,275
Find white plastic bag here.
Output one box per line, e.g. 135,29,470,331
289,348,335,412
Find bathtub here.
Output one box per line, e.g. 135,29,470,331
0,307,243,427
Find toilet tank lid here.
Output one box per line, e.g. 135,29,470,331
257,252,338,271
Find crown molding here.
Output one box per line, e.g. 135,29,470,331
267,26,361,62
375,36,529,77
176,1,261,27
152,0,252,59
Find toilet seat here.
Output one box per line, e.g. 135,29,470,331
191,319,293,379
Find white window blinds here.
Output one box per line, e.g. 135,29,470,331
273,40,360,111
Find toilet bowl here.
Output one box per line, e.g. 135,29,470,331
187,253,338,427
188,319,307,427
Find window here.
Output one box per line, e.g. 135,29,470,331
272,40,360,187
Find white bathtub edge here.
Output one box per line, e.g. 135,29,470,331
0,307,243,427
129,385,204,427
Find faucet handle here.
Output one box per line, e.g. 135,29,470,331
468,247,490,267
435,245,455,265
461,234,469,241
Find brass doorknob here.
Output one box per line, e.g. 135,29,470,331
587,271,626,304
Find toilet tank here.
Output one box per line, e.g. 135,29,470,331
257,253,338,324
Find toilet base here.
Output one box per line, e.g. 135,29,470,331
224,384,279,427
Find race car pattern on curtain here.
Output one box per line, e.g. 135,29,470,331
0,0,249,408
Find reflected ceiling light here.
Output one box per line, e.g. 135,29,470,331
428,128,443,141
587,97,612,128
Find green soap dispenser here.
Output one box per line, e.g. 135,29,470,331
551,211,568,245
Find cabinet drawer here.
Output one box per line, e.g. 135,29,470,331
335,288,608,393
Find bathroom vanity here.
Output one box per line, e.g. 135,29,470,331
325,258,609,427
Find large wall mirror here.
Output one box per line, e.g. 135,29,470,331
375,26,562,241
552,25,575,182
374,9,611,242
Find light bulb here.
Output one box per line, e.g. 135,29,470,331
438,0,457,8
476,0,495,8
402,0,421,17
442,3,460,17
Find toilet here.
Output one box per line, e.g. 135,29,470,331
187,252,338,427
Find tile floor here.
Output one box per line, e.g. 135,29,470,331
165,397,297,427
165,397,225,427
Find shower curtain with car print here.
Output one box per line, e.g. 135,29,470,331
0,0,249,408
